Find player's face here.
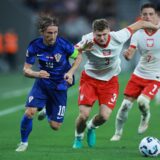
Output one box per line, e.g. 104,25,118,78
43,25,58,45
93,29,110,45
141,8,158,24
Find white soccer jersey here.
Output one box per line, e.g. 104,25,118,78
131,29,160,81
76,28,132,81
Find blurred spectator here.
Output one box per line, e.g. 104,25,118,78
0,32,3,55
4,29,19,71
62,12,91,43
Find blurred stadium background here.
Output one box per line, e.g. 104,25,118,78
0,0,160,160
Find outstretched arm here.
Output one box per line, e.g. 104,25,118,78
64,50,82,84
128,20,160,33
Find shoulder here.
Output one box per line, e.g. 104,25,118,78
28,37,43,47
57,37,73,46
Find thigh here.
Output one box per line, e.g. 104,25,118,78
26,80,47,110
98,76,119,110
124,74,143,98
78,71,97,106
142,81,160,99
46,90,67,123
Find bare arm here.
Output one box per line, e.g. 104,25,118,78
123,46,136,61
23,62,50,79
128,20,160,33
64,54,82,84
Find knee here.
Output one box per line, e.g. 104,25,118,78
79,111,90,121
49,121,61,131
137,95,150,110
116,99,133,120
99,114,108,122
25,107,37,118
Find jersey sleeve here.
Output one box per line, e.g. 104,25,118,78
130,31,139,48
25,44,36,64
75,33,93,48
111,28,132,43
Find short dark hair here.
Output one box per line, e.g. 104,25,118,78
37,14,59,33
141,3,157,12
92,19,109,32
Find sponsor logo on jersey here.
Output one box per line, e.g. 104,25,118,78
54,53,62,62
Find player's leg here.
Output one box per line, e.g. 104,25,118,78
87,76,118,145
37,107,46,120
137,82,160,134
87,104,112,147
16,80,46,152
137,94,151,134
73,105,92,149
110,97,134,141
73,70,96,148
111,74,139,141
46,90,67,131
15,107,38,152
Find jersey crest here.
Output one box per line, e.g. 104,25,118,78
146,38,154,47
54,53,62,62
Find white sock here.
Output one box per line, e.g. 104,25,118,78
115,99,133,135
87,119,99,129
75,130,84,139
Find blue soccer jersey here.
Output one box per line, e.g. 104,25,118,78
25,36,79,122
26,36,78,90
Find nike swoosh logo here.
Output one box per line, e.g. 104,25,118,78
57,116,63,119
37,54,43,57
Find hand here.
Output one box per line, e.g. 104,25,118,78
155,23,160,30
123,50,131,61
38,70,50,78
64,72,73,85
80,40,94,52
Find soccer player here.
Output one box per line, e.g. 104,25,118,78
72,17,160,149
111,3,160,141
15,15,82,152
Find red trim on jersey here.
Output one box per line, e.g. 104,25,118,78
130,45,136,49
127,27,133,36
93,34,111,48
144,29,157,36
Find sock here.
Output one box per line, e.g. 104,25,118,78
75,130,84,139
87,118,99,130
115,99,133,135
20,115,33,143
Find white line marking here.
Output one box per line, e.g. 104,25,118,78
0,105,24,117
0,87,78,117
1,88,30,99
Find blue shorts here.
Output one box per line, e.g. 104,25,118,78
26,79,67,123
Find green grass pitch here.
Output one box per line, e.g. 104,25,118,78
0,72,159,160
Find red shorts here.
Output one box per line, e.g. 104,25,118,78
78,71,119,110
124,74,160,99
